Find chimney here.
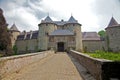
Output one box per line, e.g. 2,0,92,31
61,19,64,22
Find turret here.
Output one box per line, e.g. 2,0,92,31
105,17,120,52
68,15,78,23
9,23,20,47
38,16,56,50
67,16,83,51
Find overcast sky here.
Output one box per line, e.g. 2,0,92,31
0,0,120,32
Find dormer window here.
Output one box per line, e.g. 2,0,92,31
61,19,64,22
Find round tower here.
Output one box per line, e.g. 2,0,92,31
9,23,20,47
66,16,83,51
38,16,56,50
105,17,120,52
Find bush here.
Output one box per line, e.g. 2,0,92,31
0,53,3,57
83,46,87,53
13,45,17,55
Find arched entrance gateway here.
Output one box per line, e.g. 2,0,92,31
57,42,64,52
49,29,77,52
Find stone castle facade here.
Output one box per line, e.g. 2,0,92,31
9,16,120,53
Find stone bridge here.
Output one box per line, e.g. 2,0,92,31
0,51,94,80
1,50,119,80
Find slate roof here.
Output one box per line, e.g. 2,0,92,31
10,24,19,31
31,31,38,39
17,30,101,41
54,21,67,25
49,29,74,36
82,32,101,40
107,17,118,28
42,16,53,23
41,16,79,25
68,16,78,23
17,30,38,40
25,33,31,40
17,35,25,40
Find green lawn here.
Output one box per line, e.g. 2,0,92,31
86,51,120,61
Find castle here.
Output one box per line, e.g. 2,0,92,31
9,15,120,53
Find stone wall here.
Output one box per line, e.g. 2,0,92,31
48,36,76,51
27,39,38,52
16,39,38,53
16,40,27,53
10,31,20,47
82,40,105,52
64,23,82,51
70,50,120,80
38,23,56,50
0,50,54,78
106,26,120,52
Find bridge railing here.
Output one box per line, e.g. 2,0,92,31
0,50,54,79
70,50,120,80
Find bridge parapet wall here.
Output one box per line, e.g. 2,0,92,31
0,50,54,79
70,50,120,80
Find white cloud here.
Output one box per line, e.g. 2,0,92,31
15,8,39,30
91,0,120,30
4,7,40,31
0,0,120,32
41,0,99,31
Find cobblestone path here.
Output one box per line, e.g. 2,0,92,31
3,52,83,80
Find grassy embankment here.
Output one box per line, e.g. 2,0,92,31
86,51,120,61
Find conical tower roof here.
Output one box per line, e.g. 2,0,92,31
10,23,19,31
68,16,77,23
44,16,53,22
107,17,118,27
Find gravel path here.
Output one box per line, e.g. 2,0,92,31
3,52,83,80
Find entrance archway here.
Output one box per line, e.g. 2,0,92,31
57,42,64,51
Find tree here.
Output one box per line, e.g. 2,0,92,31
98,30,106,38
0,8,13,56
